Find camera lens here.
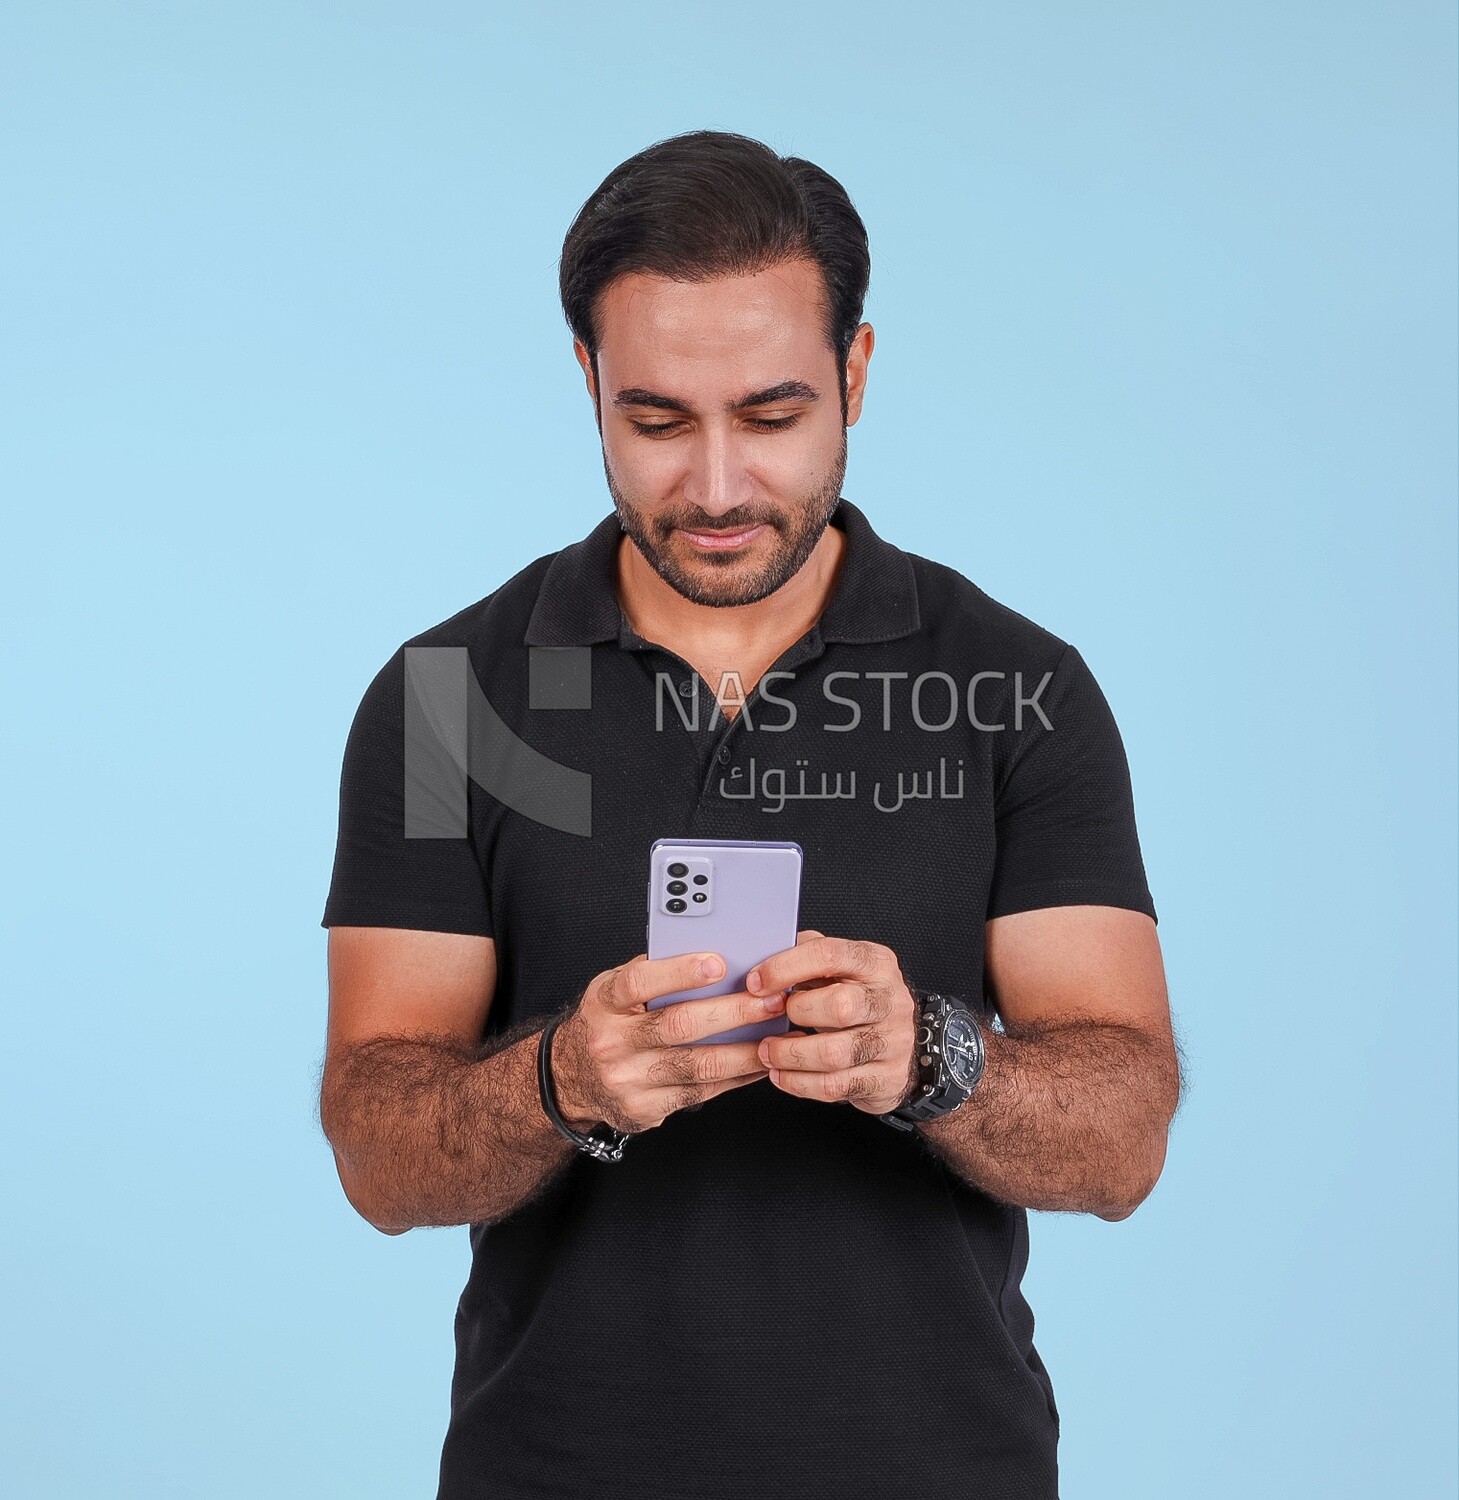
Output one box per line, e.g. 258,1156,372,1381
692,874,708,886
667,880,687,895
667,861,688,878
666,898,687,914
692,892,707,904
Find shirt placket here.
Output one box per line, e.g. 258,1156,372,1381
617,619,829,817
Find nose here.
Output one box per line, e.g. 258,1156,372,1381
682,425,755,519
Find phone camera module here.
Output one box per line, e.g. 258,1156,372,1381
667,861,688,878
666,897,687,914
666,880,687,895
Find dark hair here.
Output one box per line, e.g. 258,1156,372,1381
559,130,871,417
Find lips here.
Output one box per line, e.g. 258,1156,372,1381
678,523,766,551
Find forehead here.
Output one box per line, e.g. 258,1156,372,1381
593,259,831,393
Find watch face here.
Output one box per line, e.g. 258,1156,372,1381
943,1012,982,1089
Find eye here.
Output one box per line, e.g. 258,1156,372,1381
627,414,802,437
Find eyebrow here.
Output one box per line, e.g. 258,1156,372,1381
610,379,821,415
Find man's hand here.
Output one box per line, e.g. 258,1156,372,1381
551,950,785,1134
746,930,921,1117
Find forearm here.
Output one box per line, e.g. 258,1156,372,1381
321,1017,597,1233
916,1018,1180,1220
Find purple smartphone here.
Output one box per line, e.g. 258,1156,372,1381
645,838,804,1047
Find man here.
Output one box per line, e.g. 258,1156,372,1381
320,129,1180,1500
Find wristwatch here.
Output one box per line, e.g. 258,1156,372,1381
537,1014,631,1162
879,992,986,1132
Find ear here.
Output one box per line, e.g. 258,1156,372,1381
843,323,875,427
572,339,597,400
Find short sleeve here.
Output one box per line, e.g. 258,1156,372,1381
987,643,1156,922
321,647,494,936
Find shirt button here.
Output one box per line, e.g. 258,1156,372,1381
678,679,695,698
716,744,731,765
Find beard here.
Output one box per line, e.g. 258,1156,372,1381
603,429,848,608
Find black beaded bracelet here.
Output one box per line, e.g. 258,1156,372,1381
536,1014,630,1163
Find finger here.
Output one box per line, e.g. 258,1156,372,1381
789,933,835,992
783,979,880,1032
747,935,887,996
643,1038,773,1088
601,950,727,1012
637,988,788,1050
743,930,823,985
766,1062,883,1105
758,1023,884,1074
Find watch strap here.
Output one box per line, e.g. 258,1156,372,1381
537,1014,630,1162
879,991,984,1131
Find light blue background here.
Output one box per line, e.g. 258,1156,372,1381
3,4,1454,1496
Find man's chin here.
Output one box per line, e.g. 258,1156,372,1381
650,542,793,608
666,568,781,609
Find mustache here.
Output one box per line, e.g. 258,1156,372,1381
661,514,778,534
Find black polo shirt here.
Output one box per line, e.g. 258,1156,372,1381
322,497,1156,1500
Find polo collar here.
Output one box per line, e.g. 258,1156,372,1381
522,497,921,648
